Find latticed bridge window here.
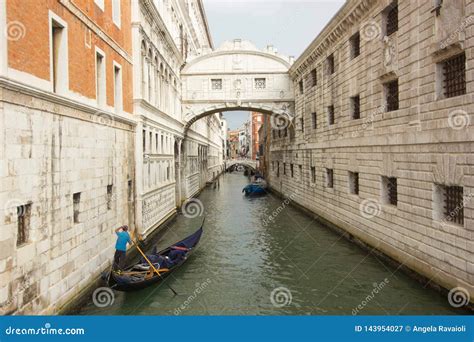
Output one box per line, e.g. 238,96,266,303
255,78,266,89
211,78,222,90
443,53,466,98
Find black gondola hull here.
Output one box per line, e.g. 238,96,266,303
106,226,203,292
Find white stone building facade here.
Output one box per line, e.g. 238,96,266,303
132,0,224,238
267,0,474,302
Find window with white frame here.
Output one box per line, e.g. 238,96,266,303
50,15,68,94
113,64,122,113
94,0,104,11
95,50,106,107
112,0,121,27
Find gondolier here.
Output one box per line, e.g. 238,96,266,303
113,225,131,272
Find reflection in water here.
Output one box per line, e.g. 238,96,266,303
77,173,463,315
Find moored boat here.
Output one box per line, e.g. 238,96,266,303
242,178,268,196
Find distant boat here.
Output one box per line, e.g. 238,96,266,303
106,223,203,291
242,179,267,196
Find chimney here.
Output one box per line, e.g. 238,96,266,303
234,39,242,49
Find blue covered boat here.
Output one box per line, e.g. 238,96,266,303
242,180,267,196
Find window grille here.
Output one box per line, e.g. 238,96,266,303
211,79,222,90
443,53,466,98
386,1,398,36
443,185,464,226
385,80,399,112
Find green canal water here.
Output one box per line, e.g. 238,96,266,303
77,172,463,315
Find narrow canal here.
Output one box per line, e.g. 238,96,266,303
77,172,462,315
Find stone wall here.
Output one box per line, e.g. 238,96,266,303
0,86,135,314
268,0,474,301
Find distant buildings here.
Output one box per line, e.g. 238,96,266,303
250,112,263,160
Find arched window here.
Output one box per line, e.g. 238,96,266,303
141,41,147,98
154,56,159,107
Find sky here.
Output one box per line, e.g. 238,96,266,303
203,0,345,130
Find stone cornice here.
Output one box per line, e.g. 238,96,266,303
290,0,377,78
0,77,137,129
197,0,214,49
60,0,132,64
183,49,291,73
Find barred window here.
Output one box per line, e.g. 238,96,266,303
255,78,266,89
311,166,316,183
283,163,286,175
327,54,335,75
299,165,303,180
386,1,398,36
350,32,360,59
211,78,222,90
442,185,464,226
17,203,31,246
443,53,466,98
300,118,304,132
349,172,359,195
299,80,304,94
73,192,81,224
107,184,113,210
276,162,280,177
327,105,335,125
312,112,317,129
326,168,334,188
290,164,294,177
382,176,398,206
385,80,399,112
351,95,360,119
310,69,317,87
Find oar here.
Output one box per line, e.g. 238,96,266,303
131,232,178,296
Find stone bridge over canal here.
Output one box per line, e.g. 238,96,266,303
181,40,295,133
225,158,257,171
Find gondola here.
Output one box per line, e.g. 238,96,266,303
107,224,203,291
